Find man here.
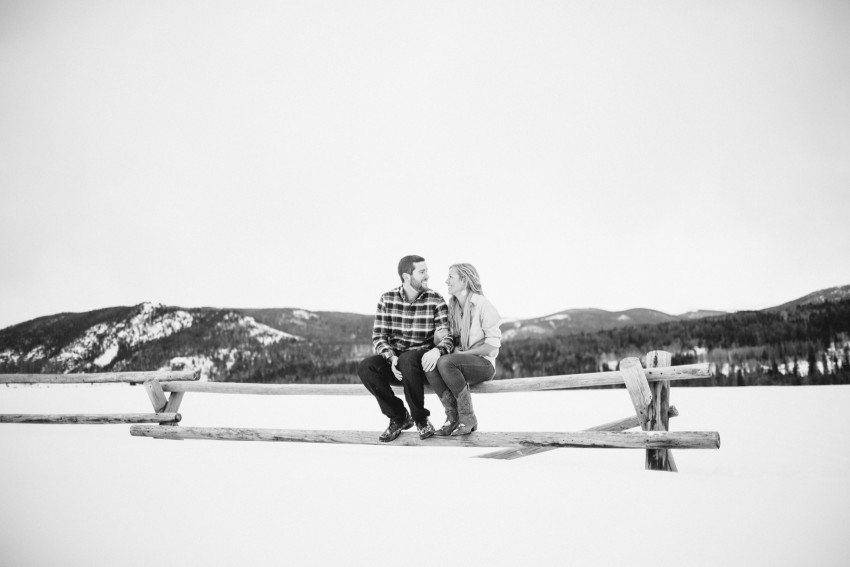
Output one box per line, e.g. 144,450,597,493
358,255,453,442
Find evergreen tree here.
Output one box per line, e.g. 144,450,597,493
822,352,831,382
788,357,800,385
736,367,746,387
807,346,820,385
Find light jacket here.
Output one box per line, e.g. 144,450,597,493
455,293,502,368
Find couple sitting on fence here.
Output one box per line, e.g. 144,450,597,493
358,255,502,442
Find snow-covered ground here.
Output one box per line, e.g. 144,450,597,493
1,384,849,567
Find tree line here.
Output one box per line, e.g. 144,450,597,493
496,299,850,387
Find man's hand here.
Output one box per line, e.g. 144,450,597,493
421,348,441,372
390,356,403,380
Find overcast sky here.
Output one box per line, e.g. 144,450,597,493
1,0,848,330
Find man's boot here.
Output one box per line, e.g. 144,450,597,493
450,385,478,436
378,410,414,442
435,390,458,436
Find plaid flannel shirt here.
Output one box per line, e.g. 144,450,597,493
372,286,453,361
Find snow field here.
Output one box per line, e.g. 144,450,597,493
1,385,849,567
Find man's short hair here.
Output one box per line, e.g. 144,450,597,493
398,255,425,282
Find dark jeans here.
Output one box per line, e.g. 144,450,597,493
428,352,495,398
358,350,434,422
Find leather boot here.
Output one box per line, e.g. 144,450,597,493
435,390,458,436
450,384,478,435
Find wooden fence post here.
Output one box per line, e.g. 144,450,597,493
144,379,168,413
145,379,185,428
645,350,676,472
619,357,653,428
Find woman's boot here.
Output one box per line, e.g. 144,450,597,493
435,390,458,436
451,384,478,435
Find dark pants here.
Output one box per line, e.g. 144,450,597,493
358,350,433,422
428,352,495,398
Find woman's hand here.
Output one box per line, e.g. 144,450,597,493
421,348,441,372
434,328,449,345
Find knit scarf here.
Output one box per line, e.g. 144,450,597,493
450,295,474,351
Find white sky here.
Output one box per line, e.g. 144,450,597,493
1,0,849,329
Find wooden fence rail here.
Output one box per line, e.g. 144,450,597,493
2,413,181,424
130,426,720,449
1,370,199,384
158,363,711,396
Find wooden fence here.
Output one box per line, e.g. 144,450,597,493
2,351,720,471
134,350,717,470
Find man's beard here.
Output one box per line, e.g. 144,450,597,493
410,275,428,292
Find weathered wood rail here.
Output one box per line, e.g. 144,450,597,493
2,413,182,424
155,362,708,396
129,352,719,471
0,371,201,385
130,426,720,449
0,370,199,424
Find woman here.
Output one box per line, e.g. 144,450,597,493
428,263,502,436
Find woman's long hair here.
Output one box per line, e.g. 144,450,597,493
448,263,483,348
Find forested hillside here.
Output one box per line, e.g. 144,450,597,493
497,298,850,386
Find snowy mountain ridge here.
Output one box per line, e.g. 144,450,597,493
0,302,301,375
